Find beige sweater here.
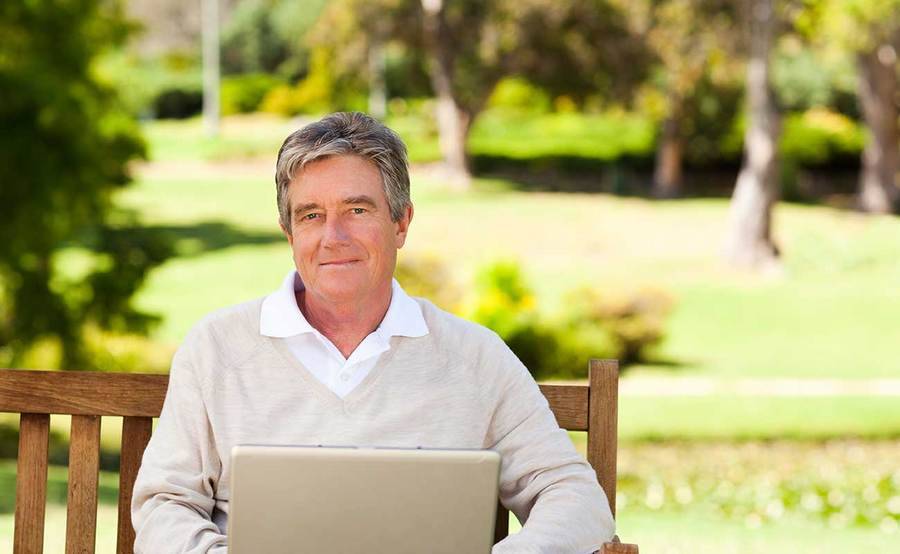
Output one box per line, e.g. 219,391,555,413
131,297,615,553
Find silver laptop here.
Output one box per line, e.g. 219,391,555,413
227,445,501,554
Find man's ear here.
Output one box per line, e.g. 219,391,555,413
280,222,293,246
395,204,414,248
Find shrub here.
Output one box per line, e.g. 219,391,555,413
487,77,552,114
780,107,864,167
563,286,673,366
396,257,673,379
152,87,203,119
465,261,572,380
394,254,462,313
260,48,334,116
221,73,284,115
466,261,673,379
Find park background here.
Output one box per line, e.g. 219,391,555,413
1,0,899,552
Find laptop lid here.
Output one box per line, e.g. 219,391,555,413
227,445,501,554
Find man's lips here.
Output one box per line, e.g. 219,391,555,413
319,259,359,266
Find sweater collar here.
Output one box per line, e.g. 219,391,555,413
260,270,429,340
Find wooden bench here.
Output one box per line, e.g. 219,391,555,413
1,360,637,553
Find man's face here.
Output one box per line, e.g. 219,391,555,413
282,155,412,309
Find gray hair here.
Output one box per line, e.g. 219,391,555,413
275,112,411,232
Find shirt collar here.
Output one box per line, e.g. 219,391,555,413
259,270,429,339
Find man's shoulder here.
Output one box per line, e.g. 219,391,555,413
413,297,500,345
178,297,266,362
411,297,523,370
192,296,265,336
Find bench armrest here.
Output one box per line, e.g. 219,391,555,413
599,535,639,553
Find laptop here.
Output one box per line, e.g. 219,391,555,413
227,445,501,554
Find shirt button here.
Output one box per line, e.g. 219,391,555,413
340,373,350,382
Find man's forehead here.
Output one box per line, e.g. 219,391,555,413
288,156,387,205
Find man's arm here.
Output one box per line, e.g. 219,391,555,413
487,343,615,554
131,345,227,553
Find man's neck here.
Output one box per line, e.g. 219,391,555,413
296,287,392,359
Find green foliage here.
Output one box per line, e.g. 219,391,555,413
0,0,171,369
394,254,462,313
221,73,284,115
96,50,202,118
780,108,865,166
486,77,552,114
221,0,329,78
260,49,335,115
772,37,857,115
152,87,202,119
615,441,900,531
465,261,672,378
563,286,673,365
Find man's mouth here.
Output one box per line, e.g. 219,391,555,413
320,259,359,267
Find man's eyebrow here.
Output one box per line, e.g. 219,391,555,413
343,195,378,208
292,202,321,216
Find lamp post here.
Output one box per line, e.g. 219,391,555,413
201,0,220,137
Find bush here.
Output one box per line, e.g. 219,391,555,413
221,73,284,115
487,77,552,114
260,48,335,116
152,87,203,119
466,261,673,379
394,254,462,313
562,286,673,366
780,107,863,167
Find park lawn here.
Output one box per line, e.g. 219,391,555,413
117,166,900,380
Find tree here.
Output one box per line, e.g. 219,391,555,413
798,0,899,213
0,0,170,369
417,0,647,188
724,0,782,270
615,0,742,198
310,0,647,188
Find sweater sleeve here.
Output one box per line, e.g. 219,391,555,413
486,343,615,554
131,340,227,554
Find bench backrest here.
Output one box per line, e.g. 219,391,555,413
0,359,619,553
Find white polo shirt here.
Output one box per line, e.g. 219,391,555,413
259,271,429,398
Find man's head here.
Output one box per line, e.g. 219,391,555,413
275,112,411,234
274,112,413,309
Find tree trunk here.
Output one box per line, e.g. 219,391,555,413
201,0,219,137
652,99,684,198
421,0,472,189
856,45,898,214
724,0,780,271
368,39,387,120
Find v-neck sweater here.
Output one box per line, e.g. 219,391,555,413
132,297,615,554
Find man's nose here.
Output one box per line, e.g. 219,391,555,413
321,215,351,246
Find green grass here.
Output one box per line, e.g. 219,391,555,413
117,165,900,381
617,396,900,440
94,123,900,440
614,511,897,553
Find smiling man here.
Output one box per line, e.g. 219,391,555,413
131,112,615,553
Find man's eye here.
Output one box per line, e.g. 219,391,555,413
351,207,366,214
302,213,320,221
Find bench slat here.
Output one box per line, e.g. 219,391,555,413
117,416,153,554
66,415,102,554
14,413,50,554
0,369,168,416
538,384,588,431
589,360,619,517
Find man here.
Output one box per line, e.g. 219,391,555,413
131,112,615,553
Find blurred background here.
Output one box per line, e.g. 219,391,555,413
1,0,899,551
